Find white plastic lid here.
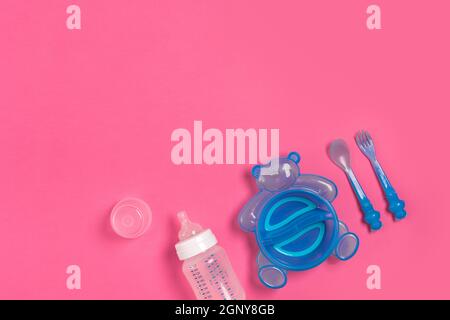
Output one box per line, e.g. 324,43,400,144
110,198,152,239
175,229,217,260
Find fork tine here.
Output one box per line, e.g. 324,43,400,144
360,130,366,147
363,130,370,147
356,131,363,148
366,131,373,144
360,131,366,148
361,131,367,148
358,130,366,147
365,131,372,146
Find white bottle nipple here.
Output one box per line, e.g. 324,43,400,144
177,211,204,241
175,212,218,261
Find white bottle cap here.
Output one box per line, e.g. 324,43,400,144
175,229,218,260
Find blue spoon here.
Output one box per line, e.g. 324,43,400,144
328,139,382,231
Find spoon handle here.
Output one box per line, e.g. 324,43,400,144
346,169,382,231
370,159,407,220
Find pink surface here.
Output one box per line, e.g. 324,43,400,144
0,0,449,299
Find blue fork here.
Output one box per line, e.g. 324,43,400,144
355,131,407,220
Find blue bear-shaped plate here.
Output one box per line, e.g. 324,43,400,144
239,152,359,289
256,189,339,271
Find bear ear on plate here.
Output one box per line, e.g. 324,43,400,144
288,152,301,164
252,165,262,179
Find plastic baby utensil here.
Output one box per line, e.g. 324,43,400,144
355,130,407,220
175,212,245,300
328,139,382,231
110,198,152,239
239,152,359,289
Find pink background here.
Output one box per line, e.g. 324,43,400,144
0,0,449,299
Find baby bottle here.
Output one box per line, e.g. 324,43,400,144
175,211,246,300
